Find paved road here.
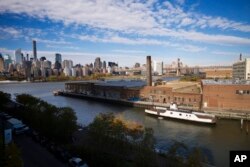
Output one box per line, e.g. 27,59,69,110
14,135,68,167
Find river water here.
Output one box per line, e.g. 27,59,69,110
0,82,249,166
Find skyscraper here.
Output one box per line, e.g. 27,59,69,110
103,61,106,69
33,40,37,61
0,54,4,72
55,53,62,64
15,48,22,64
94,57,101,69
3,54,12,71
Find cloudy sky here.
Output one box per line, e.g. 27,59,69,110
0,0,250,66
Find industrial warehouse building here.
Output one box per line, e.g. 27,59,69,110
202,80,250,112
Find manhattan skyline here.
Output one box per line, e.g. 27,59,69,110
0,0,250,66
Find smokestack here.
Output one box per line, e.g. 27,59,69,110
33,40,37,61
239,53,242,61
146,56,152,86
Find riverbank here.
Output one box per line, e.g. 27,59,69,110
59,91,250,121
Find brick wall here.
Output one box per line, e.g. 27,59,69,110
202,84,250,111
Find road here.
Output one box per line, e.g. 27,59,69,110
14,135,68,167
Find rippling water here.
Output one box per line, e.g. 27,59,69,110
0,82,249,166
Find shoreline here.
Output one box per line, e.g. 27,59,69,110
58,91,250,120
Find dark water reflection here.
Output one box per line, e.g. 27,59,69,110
0,82,249,166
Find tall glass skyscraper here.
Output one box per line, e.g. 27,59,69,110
55,53,62,64
15,48,22,64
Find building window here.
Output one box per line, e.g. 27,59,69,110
182,98,184,102
194,99,196,102
247,90,250,94
236,90,239,94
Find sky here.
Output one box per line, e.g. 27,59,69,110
0,0,250,67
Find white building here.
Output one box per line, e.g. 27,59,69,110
153,61,163,75
64,67,72,76
82,66,89,76
15,48,23,64
62,60,73,69
233,58,250,80
71,68,76,77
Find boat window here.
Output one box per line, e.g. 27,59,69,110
170,112,173,114
179,113,182,116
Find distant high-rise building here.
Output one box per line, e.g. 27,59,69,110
23,61,32,81
33,40,37,61
103,61,106,69
41,60,52,69
15,48,22,64
62,60,73,69
134,62,140,68
108,62,118,67
94,57,101,69
153,61,163,75
0,54,4,72
55,53,62,64
40,57,46,61
3,54,12,71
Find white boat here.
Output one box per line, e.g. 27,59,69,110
145,103,216,124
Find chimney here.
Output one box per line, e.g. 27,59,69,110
239,53,242,61
146,56,152,86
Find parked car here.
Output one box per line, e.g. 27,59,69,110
69,157,88,167
7,118,29,135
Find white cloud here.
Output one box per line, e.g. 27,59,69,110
33,38,71,45
0,27,21,38
72,33,205,52
176,0,185,5
0,0,250,47
112,49,146,54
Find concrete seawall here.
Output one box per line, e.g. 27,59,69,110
59,92,249,120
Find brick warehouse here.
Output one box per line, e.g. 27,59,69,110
202,80,250,112
65,80,202,109
139,81,202,108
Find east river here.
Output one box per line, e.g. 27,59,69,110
0,82,249,166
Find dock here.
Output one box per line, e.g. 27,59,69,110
58,91,250,120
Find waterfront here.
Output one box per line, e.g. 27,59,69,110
0,82,249,166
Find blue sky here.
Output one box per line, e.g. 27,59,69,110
0,0,250,67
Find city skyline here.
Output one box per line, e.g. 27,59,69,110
0,0,250,66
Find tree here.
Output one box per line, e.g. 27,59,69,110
5,143,23,167
0,91,11,108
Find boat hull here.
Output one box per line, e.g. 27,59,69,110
145,109,216,124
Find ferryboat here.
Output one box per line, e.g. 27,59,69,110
145,103,216,124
